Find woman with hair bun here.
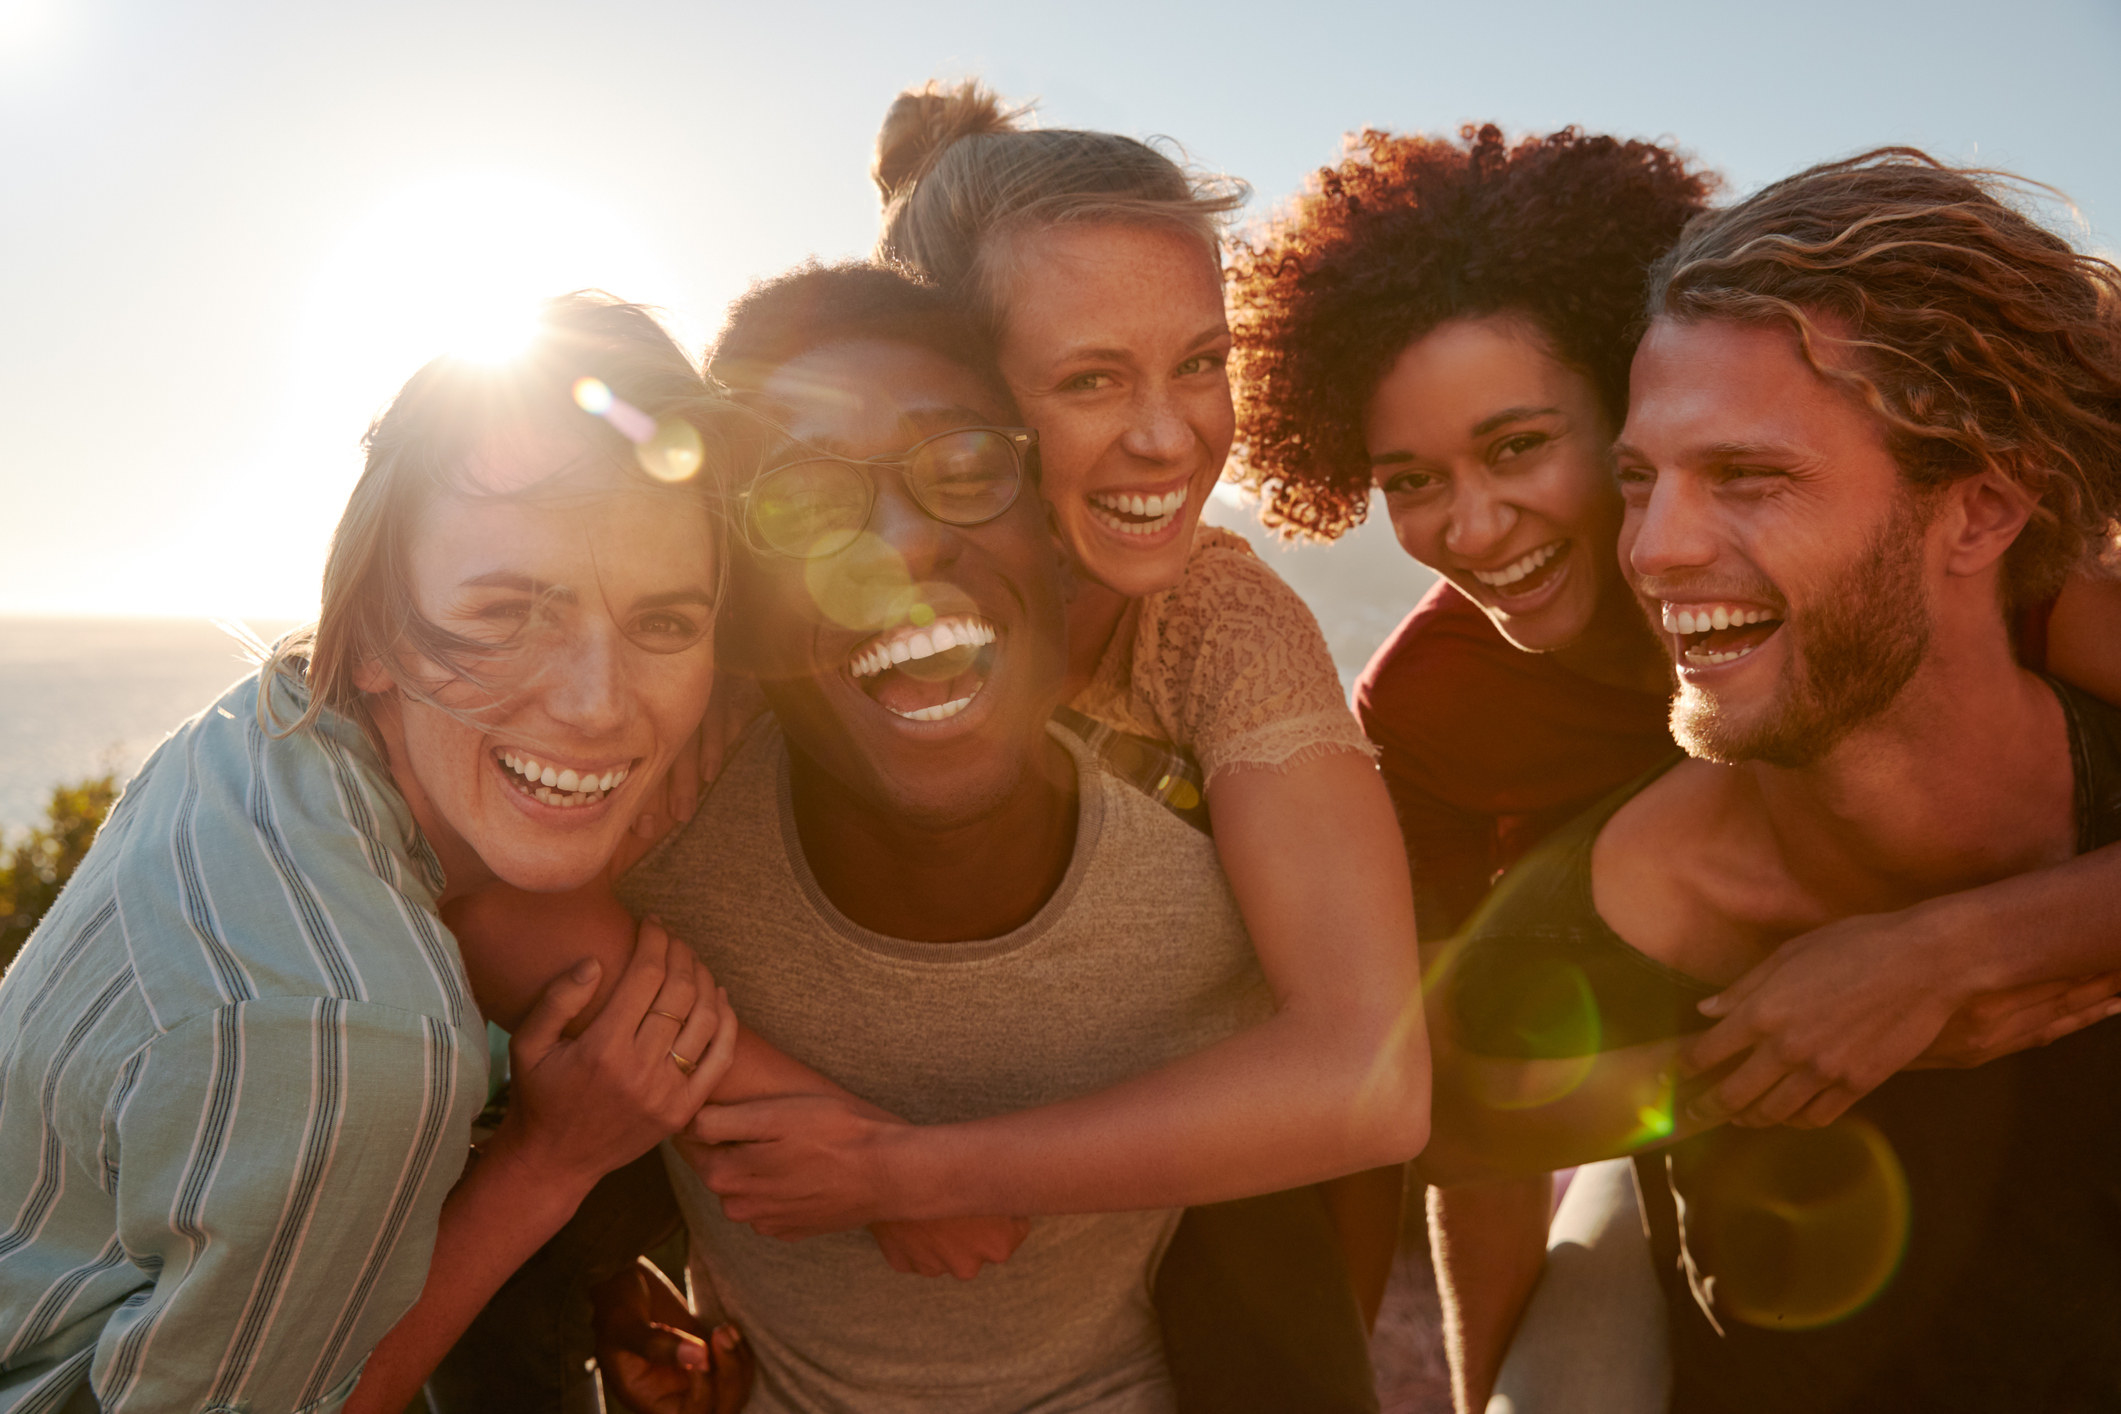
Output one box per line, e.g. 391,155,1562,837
1228,123,2121,1412
861,78,1432,1408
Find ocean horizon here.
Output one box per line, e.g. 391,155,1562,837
0,513,1432,835
0,617,301,832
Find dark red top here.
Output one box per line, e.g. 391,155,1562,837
1354,581,1673,940
1357,579,2063,942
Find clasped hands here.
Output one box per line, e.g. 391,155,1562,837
679,1094,1030,1280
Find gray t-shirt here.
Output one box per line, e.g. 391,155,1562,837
619,719,1271,1414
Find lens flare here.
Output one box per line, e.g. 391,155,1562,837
1676,1117,1912,1330
634,418,704,483
573,377,615,415
573,377,703,482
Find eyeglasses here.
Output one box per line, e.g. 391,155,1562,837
739,426,1038,560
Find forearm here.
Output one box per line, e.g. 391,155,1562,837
1932,842,2121,993
346,1140,595,1414
882,1003,1428,1219
1427,1179,1552,1414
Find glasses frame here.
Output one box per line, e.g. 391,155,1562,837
737,425,1040,560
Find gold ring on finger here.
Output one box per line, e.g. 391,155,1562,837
670,1050,697,1075
650,1009,687,1025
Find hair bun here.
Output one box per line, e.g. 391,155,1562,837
873,78,1024,204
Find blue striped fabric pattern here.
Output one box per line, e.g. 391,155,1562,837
0,671,486,1412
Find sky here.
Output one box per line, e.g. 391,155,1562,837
2,0,2117,620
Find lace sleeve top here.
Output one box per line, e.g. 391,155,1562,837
1068,525,1376,784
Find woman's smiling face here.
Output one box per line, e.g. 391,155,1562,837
1364,313,1629,655
363,429,720,895
995,221,1233,599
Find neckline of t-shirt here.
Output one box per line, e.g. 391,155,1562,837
771,721,1107,966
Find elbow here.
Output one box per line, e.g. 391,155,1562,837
1334,1029,1432,1169
1359,1099,1431,1171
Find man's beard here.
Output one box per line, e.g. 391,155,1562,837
1670,500,1932,769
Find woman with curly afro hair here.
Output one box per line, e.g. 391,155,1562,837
1227,125,1714,1412
1230,128,2121,1413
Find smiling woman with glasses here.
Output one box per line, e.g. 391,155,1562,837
742,424,1036,559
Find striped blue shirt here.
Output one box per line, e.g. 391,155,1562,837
0,671,486,1412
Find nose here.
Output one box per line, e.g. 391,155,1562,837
1119,384,1193,466
864,478,960,582
1442,472,1517,560
1625,472,1719,582
543,618,629,738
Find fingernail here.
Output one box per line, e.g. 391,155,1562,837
571,958,600,983
717,1325,743,1349
675,1341,709,1370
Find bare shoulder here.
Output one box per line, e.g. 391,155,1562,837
2047,571,2121,708
1591,761,1779,987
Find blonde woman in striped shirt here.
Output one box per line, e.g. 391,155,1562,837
0,296,741,1414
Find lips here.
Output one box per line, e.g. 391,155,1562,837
495,748,633,808
847,613,1000,723
1086,484,1189,538
1469,540,1570,601
1660,600,1785,667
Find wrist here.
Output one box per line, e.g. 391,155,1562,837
871,1119,953,1222
1913,890,2009,999
477,1119,606,1216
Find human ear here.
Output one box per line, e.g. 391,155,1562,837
1939,470,2036,580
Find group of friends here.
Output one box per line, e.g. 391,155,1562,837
3,77,2119,1414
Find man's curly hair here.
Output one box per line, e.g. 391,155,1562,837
1228,124,1717,540
1649,148,2121,606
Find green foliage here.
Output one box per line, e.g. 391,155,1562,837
1,774,118,974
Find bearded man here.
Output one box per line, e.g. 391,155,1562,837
1420,150,2121,1413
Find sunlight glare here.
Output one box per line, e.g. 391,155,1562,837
299,173,681,426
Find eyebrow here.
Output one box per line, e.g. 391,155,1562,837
1470,405,1562,437
631,588,718,611
1369,405,1565,467
1610,439,1805,464
462,572,576,602
1053,325,1230,365
459,574,715,611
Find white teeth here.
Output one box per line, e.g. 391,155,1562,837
1660,603,1780,638
848,616,999,679
1087,485,1189,536
886,693,977,722
496,750,630,808
1471,542,1563,588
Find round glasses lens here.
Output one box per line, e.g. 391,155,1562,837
907,430,1022,525
750,460,869,558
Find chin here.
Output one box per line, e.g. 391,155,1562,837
1470,593,1593,656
